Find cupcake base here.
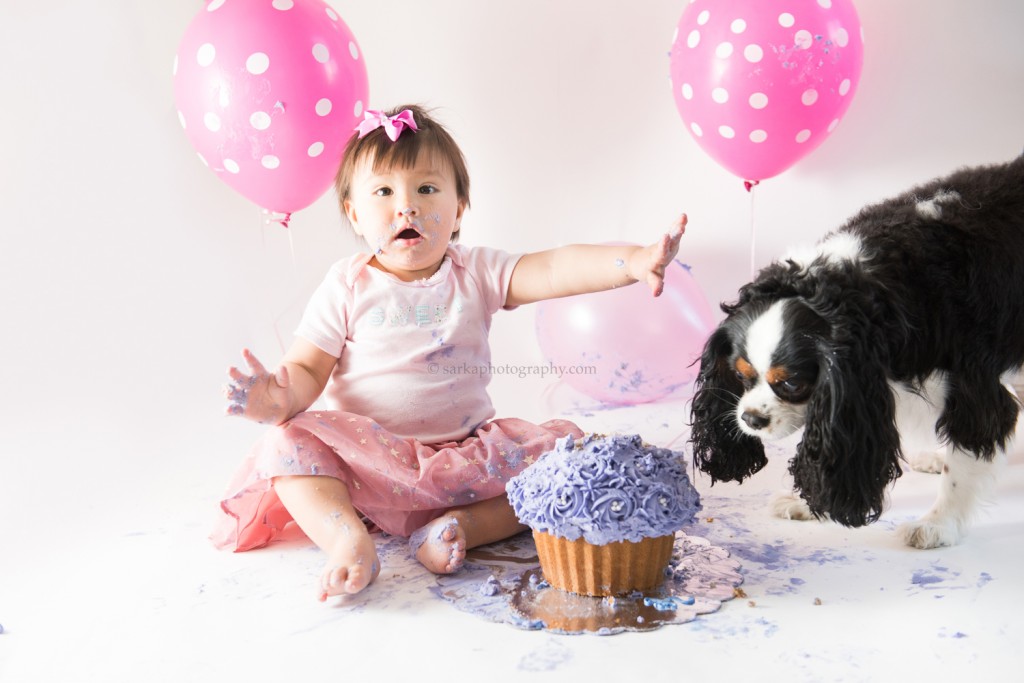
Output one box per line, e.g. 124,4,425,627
532,530,675,596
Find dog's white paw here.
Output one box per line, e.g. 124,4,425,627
897,515,963,549
770,491,814,520
907,449,945,474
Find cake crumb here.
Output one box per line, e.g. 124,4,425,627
747,600,757,607
733,587,747,598
705,517,715,523
813,597,822,606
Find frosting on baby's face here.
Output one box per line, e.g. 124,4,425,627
506,433,701,545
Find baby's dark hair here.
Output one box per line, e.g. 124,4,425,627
334,104,471,240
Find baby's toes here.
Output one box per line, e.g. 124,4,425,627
320,566,349,599
446,540,467,573
344,559,381,594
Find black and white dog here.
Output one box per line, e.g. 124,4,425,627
689,154,1024,548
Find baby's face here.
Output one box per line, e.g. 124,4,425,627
344,151,464,282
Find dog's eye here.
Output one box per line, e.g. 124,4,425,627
773,378,810,401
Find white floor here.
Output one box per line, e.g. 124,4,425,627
2,387,1023,682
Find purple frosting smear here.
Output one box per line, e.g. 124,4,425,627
506,433,701,545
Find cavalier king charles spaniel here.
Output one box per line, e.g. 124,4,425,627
690,154,1024,548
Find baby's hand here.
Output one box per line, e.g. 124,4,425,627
223,348,292,425
629,214,687,296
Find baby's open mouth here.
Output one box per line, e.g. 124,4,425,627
396,227,420,240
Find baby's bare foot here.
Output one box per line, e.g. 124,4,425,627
318,527,380,601
410,515,466,574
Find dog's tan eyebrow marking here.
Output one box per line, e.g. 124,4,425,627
735,357,757,379
766,366,790,384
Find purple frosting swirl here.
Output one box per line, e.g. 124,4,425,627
506,433,701,544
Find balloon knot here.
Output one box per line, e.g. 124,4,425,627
262,210,292,229
743,180,760,192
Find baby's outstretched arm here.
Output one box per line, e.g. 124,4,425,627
223,341,337,425
506,214,686,306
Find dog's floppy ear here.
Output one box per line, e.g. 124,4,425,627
690,323,767,483
791,304,903,527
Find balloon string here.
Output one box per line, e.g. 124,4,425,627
287,223,297,273
745,180,759,278
257,209,294,356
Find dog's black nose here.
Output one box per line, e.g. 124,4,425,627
741,410,770,430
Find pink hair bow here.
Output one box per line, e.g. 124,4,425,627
354,109,419,142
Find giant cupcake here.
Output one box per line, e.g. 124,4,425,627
506,433,701,596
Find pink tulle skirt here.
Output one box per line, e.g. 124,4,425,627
211,411,582,551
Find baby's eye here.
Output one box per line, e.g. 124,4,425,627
418,185,438,195
374,187,393,197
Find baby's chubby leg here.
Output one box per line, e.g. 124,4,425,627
410,495,527,574
273,475,380,599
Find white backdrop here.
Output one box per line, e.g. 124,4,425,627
1,1,1022,534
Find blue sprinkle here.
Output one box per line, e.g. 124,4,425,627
643,597,675,611
642,595,695,611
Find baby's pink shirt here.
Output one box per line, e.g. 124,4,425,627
295,244,522,443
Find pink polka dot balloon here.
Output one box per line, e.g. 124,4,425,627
669,0,863,183
535,259,715,406
173,0,369,220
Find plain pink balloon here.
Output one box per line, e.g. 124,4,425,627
535,260,716,405
173,0,369,216
669,0,863,182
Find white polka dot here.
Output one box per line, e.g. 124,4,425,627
750,130,768,143
715,42,734,59
818,0,833,9
719,126,736,139
796,130,812,143
731,19,747,34
690,122,704,137
272,0,295,10
687,29,701,48
308,142,325,157
744,44,764,62
197,152,208,167
795,30,813,49
835,27,850,48
326,7,339,21
204,112,221,132
353,100,364,117
839,78,852,96
349,41,360,60
682,83,694,100
177,111,186,129
828,119,840,132
749,92,768,109
697,10,710,25
261,155,281,169
207,0,225,12
172,55,178,76
779,13,795,28
250,111,272,130
196,43,215,67
224,159,240,174
246,52,270,75
315,98,333,116
712,88,730,103
312,43,330,63
802,89,819,106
